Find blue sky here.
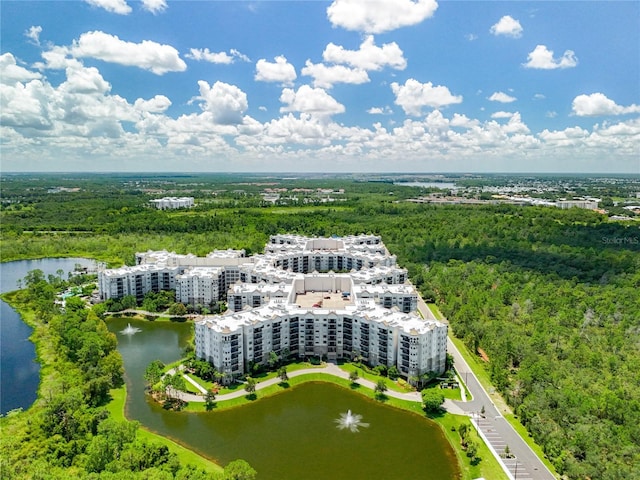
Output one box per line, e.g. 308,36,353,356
1,0,638,173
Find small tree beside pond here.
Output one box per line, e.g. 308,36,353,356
422,389,445,413
277,366,288,383
144,360,165,390
205,389,217,411
245,377,256,395
375,379,388,394
222,459,257,480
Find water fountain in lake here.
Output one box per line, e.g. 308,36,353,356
335,409,369,432
120,323,142,335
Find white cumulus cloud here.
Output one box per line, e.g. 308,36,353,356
367,106,393,115
502,112,530,134
490,15,523,38
327,0,438,34
301,61,369,88
0,53,43,84
539,126,589,146
391,79,462,116
196,80,248,125
258,114,332,147
141,0,167,14
323,35,406,71
572,93,640,117
523,45,577,69
491,111,514,119
84,0,131,15
24,26,43,45
187,48,249,64
255,55,297,86
134,95,172,113
71,31,186,75
1,79,54,130
489,91,517,103
60,65,111,94
280,85,345,120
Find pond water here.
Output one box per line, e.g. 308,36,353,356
108,317,461,480
0,257,99,414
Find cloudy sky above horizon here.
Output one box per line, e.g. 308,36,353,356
1,0,639,173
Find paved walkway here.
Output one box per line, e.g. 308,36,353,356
167,363,463,414
107,309,202,319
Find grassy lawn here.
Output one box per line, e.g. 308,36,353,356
181,376,203,394
107,387,223,474
427,302,445,320
337,362,414,393
435,412,509,480
185,361,326,395
422,382,462,401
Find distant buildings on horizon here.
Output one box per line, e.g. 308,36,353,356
150,197,195,209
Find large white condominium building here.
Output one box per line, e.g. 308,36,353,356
98,263,180,301
99,235,446,380
99,235,407,305
193,235,447,381
99,248,246,302
150,197,195,209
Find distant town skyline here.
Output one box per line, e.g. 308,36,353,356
1,1,638,173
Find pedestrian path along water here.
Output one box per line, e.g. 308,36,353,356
167,362,464,414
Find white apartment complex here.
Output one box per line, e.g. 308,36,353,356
99,235,447,380
555,199,599,210
150,197,195,209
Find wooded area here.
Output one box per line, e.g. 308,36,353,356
1,276,255,480
1,174,639,479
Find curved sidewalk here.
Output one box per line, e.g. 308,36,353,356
169,363,462,414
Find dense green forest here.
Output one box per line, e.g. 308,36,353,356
2,174,639,479
1,276,256,479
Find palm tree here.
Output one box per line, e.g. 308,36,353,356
277,366,288,382
375,379,388,395
349,369,359,383
205,389,216,411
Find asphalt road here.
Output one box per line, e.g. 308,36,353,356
418,296,557,480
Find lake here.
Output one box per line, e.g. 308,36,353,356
0,257,99,414
108,316,461,479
